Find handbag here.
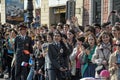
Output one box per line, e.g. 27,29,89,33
95,49,107,74
95,64,106,74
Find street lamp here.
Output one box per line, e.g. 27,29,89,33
27,0,33,28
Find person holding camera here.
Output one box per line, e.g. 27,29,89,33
109,39,120,80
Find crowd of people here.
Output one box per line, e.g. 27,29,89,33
0,11,120,80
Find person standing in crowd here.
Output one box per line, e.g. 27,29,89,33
47,30,68,80
41,31,53,80
6,29,17,78
81,34,97,78
67,29,76,48
109,39,120,80
63,24,70,35
14,24,33,80
112,25,120,52
92,31,113,78
70,36,85,80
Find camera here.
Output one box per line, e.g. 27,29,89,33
111,10,116,13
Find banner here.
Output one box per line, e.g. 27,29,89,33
5,0,24,24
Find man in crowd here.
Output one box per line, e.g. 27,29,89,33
14,24,33,80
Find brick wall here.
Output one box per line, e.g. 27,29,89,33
102,0,109,23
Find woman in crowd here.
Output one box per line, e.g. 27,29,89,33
67,29,76,48
41,31,53,80
70,36,85,80
6,29,17,78
92,31,113,78
82,34,97,78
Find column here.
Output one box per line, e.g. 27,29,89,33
41,0,49,26
1,0,6,24
75,0,83,25
89,0,93,25
108,0,113,23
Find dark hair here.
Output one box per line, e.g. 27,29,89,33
112,25,120,31
62,33,67,39
82,42,90,49
47,31,53,40
53,30,62,37
64,24,69,28
84,26,95,35
77,36,85,43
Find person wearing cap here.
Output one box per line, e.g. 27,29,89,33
47,30,68,80
14,24,33,80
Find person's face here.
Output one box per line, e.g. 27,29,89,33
67,31,74,39
95,27,101,34
53,34,61,42
10,31,16,38
112,27,119,37
77,40,82,46
20,29,27,35
36,41,42,49
64,25,69,32
88,35,95,47
102,34,110,44
57,25,62,30
47,35,52,42
115,40,120,51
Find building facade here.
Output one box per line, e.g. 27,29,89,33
0,0,83,26
83,0,120,26
41,0,83,26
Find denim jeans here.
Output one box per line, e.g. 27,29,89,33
27,68,34,80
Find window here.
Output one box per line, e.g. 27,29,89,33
113,0,120,24
93,0,101,24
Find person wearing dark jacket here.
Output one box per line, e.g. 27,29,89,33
14,25,33,80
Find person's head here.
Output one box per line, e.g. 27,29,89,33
98,31,112,45
57,23,63,31
62,33,68,43
47,31,53,43
49,24,56,32
63,24,69,34
10,29,18,38
53,30,62,42
112,25,120,39
93,23,101,34
19,25,27,36
76,36,85,46
86,34,97,47
84,26,95,36
67,29,75,40
115,39,120,51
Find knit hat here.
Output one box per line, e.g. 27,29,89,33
100,70,110,78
